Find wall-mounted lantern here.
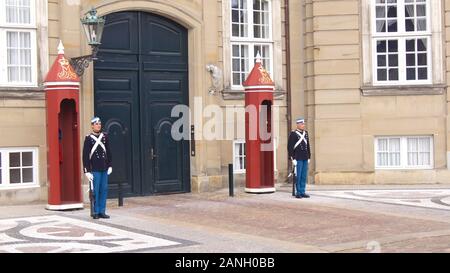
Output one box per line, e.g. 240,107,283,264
69,8,105,77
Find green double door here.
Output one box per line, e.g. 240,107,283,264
93,11,190,197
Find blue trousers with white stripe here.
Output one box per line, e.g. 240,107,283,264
92,171,108,215
296,160,308,196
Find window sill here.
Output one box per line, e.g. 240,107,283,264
0,86,45,100
0,184,40,191
222,87,286,100
361,84,445,96
375,167,434,170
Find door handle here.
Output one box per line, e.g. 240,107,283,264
150,148,157,159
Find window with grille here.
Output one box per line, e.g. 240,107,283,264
375,136,433,169
372,0,431,85
230,0,273,87
233,138,277,173
0,148,38,188
233,140,246,173
0,0,37,86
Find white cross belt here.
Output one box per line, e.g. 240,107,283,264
294,130,307,150
89,133,106,159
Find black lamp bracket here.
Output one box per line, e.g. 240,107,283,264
69,46,99,77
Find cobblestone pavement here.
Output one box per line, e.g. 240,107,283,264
1,184,450,253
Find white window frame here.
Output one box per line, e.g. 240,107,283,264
374,136,434,170
230,0,273,42
0,0,38,87
372,37,431,84
0,147,39,189
233,140,246,174
229,0,274,89
231,42,273,87
233,138,278,173
371,0,431,85
362,0,443,86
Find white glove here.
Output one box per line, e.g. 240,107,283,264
292,159,297,167
85,172,93,182
308,159,311,164
107,167,112,175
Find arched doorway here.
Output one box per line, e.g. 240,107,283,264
93,11,190,197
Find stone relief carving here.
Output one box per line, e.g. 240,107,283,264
206,64,223,95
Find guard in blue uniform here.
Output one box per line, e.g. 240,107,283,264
83,117,112,219
287,117,311,198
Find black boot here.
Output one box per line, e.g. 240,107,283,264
99,213,110,219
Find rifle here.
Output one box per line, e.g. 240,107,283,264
88,180,95,217
288,160,297,196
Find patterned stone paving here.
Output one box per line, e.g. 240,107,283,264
0,215,187,253
312,189,450,210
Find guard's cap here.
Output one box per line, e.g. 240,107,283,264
296,117,305,124
91,116,101,124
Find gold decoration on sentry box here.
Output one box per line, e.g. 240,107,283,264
258,65,272,85
58,57,78,80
